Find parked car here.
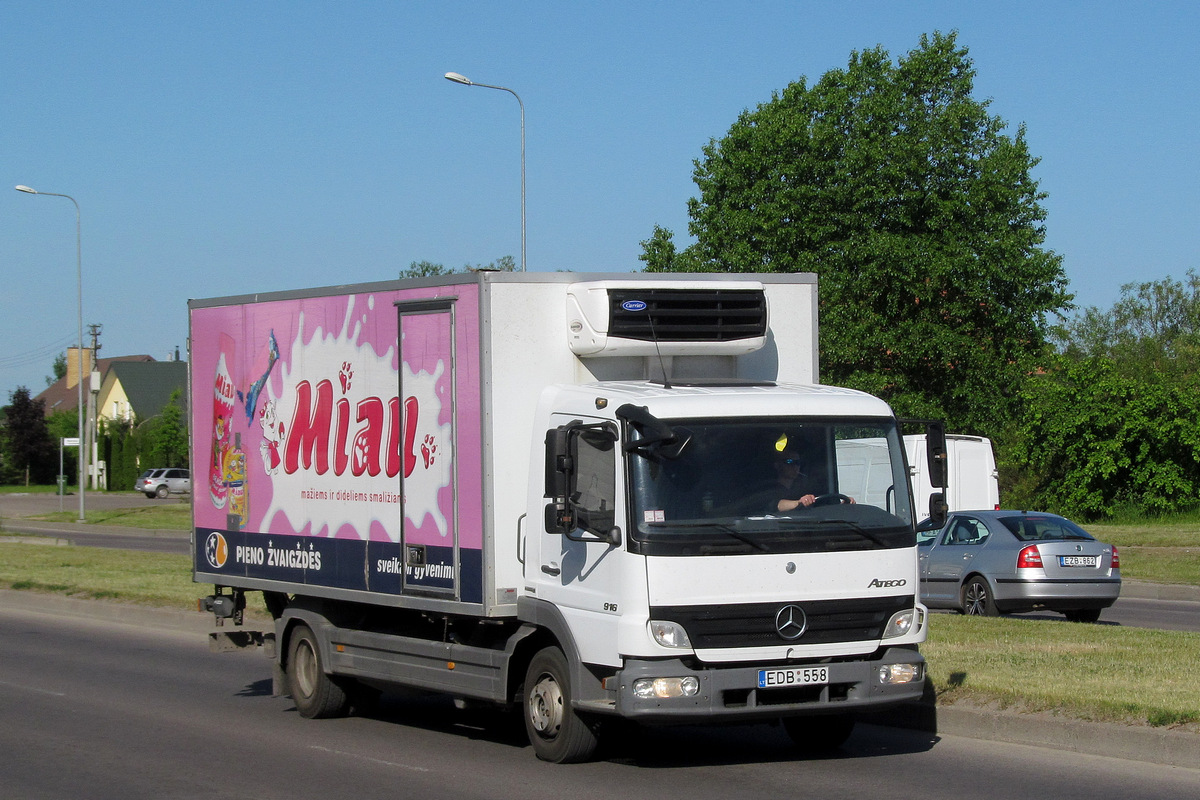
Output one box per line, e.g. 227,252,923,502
135,468,191,499
918,510,1120,622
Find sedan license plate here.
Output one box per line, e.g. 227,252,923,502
1059,555,1099,567
758,666,829,689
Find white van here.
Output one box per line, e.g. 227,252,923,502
905,434,999,519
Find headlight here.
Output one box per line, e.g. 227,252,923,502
878,662,922,685
633,676,700,699
649,620,693,649
882,607,923,639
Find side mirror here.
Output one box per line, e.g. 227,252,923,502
925,420,947,489
544,427,571,499
928,492,948,528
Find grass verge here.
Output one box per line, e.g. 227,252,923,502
1088,522,1200,586
923,613,1200,728
23,502,191,531
0,543,266,616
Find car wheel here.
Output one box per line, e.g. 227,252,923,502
1064,609,1102,623
155,484,170,499
144,492,156,499
962,576,998,617
523,646,599,763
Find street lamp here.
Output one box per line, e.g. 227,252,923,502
15,184,86,523
444,71,526,272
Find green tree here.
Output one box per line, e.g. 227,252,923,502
1014,355,1200,518
0,387,56,484
1054,269,1200,381
1012,271,1200,517
399,256,517,279
47,352,67,387
644,31,1069,435
145,389,189,468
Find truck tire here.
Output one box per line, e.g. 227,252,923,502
783,714,856,751
288,624,350,719
523,646,598,763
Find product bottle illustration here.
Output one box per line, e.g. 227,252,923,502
209,334,236,508
225,433,248,530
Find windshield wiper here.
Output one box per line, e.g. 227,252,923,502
767,517,895,549
645,520,770,552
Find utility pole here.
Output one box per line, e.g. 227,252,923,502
86,324,102,489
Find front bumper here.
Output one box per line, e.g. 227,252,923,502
608,646,925,723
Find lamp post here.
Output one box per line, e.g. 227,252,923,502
444,72,526,272
15,184,86,522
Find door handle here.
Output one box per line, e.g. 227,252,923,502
541,564,561,577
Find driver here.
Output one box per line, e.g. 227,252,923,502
771,448,854,512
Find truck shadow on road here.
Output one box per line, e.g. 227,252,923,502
319,687,939,767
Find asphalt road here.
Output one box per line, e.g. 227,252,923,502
2,601,1197,799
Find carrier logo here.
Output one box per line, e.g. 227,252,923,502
775,604,808,640
204,531,229,569
621,300,648,312
868,578,907,588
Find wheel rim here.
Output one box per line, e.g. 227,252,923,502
964,581,987,615
294,639,319,698
528,673,564,739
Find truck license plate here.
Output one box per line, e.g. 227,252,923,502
1059,555,1099,567
758,666,829,689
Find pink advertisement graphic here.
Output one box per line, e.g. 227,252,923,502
191,286,482,562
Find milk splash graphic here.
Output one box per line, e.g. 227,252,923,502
260,294,452,541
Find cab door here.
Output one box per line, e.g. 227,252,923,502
531,414,627,667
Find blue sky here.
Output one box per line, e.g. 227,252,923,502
3,1,1197,401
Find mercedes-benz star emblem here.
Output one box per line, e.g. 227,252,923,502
775,604,808,640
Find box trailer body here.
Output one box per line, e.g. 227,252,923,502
905,434,999,519
190,272,937,762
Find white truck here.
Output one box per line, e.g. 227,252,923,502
190,271,946,762
905,434,999,518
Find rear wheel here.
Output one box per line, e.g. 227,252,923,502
288,624,350,719
962,577,998,617
155,484,169,499
783,714,856,751
523,646,598,763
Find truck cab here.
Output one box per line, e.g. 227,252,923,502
524,381,930,760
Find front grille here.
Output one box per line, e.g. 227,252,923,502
652,595,912,649
607,288,766,342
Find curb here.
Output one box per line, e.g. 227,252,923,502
867,696,1199,770
1121,579,1200,602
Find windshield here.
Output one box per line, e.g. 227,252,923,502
627,417,915,556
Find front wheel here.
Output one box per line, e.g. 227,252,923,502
523,646,598,763
962,576,999,617
288,624,350,719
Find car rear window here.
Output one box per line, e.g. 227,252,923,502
998,515,1094,542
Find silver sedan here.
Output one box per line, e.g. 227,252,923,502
918,510,1121,622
